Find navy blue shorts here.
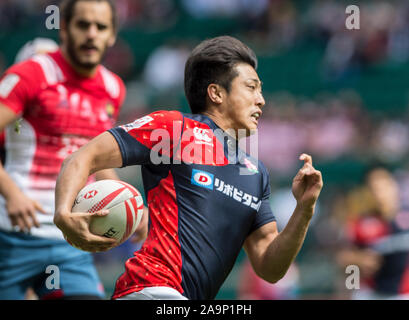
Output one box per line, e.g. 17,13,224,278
0,230,105,299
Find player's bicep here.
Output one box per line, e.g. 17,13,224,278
243,221,279,275
75,131,123,174
0,102,19,130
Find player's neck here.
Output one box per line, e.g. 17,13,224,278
201,110,239,140
60,46,98,78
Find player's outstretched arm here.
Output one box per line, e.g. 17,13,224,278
244,154,323,283
54,131,123,252
0,103,46,232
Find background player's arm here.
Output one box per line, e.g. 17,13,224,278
0,103,45,231
244,154,323,283
54,131,124,251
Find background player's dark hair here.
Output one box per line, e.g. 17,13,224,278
184,36,258,114
61,0,117,32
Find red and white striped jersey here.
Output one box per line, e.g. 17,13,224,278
0,49,125,239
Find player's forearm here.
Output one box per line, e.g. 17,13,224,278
0,163,24,200
55,132,123,221
54,152,93,220
0,107,22,200
260,204,314,283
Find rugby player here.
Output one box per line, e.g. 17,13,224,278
0,0,126,299
54,36,323,300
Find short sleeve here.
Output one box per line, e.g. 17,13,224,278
0,60,43,115
249,163,276,234
108,110,184,166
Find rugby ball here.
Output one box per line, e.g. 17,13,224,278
71,179,144,246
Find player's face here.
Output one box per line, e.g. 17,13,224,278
62,1,115,70
367,169,399,219
223,63,265,135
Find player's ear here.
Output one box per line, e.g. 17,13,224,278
207,84,224,105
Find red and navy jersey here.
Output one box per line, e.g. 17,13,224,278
0,49,125,239
347,212,409,294
109,110,275,300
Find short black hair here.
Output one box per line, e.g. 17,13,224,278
184,36,258,114
61,0,117,31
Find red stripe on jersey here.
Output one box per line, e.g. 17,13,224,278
112,171,183,299
88,186,126,213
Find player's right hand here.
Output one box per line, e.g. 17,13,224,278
54,210,118,252
6,190,46,232
292,153,323,217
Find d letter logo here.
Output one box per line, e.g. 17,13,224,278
191,169,214,190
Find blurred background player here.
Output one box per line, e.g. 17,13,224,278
0,38,59,165
335,166,409,299
0,0,127,299
8,37,58,301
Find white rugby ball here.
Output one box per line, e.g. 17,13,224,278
71,179,144,246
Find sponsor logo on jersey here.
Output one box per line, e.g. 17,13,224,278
214,177,261,211
193,127,213,146
190,169,261,210
191,169,214,190
121,116,154,132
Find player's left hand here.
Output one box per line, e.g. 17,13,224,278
292,153,323,218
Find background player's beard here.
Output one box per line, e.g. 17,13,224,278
66,33,108,70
